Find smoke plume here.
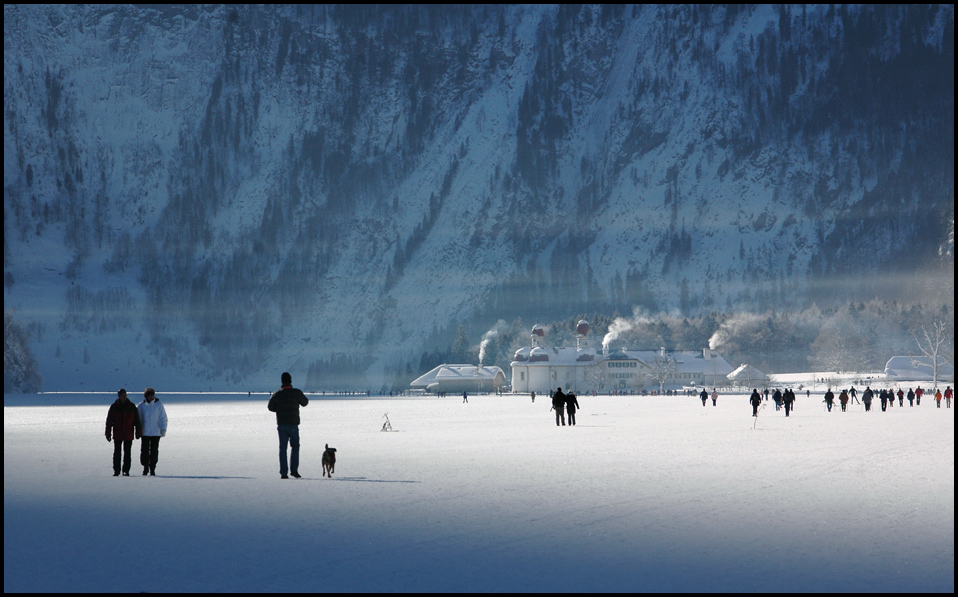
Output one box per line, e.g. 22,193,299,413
601,307,653,353
708,313,764,350
478,319,508,365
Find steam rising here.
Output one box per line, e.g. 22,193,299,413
602,307,653,353
708,313,765,350
478,319,508,365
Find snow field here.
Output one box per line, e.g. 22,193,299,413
4,392,954,592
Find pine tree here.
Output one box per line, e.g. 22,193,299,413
4,314,43,393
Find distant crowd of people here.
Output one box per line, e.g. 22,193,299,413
746,384,953,416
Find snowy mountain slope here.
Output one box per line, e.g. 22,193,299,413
4,5,954,390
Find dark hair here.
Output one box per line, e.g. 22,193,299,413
118,388,127,396
281,372,292,385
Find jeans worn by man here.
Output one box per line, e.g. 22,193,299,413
277,424,300,478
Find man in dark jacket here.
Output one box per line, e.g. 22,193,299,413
750,389,762,417
862,386,874,411
824,388,835,412
268,372,309,479
105,389,141,476
565,391,580,426
783,388,795,417
552,387,567,426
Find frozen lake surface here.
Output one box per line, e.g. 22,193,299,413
4,390,954,592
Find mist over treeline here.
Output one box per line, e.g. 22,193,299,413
5,293,953,393
349,292,954,393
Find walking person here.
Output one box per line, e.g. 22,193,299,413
944,386,952,408
935,388,942,408
772,388,783,411
915,386,923,406
839,389,849,412
552,387,567,426
879,389,888,412
783,388,795,417
750,388,762,417
907,387,915,407
850,386,859,405
862,386,874,412
700,388,708,407
824,388,835,412
267,372,309,479
711,388,719,406
105,389,141,476
897,387,904,407
531,390,535,404
136,387,168,476
566,390,580,426
462,391,468,403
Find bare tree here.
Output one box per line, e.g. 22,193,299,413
648,352,677,394
583,361,609,393
912,319,953,389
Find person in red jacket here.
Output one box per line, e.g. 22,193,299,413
105,389,141,476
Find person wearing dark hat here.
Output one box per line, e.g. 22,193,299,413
137,387,168,476
267,372,309,479
105,389,141,476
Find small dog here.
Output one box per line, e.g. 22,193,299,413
322,444,337,477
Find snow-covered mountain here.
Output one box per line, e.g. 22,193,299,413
4,5,954,391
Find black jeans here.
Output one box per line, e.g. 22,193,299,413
113,439,133,474
140,436,161,472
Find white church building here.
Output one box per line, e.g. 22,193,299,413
510,321,734,394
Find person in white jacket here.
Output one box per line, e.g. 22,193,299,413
137,387,168,476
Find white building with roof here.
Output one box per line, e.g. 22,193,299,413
410,364,506,394
510,321,733,394
726,363,770,388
